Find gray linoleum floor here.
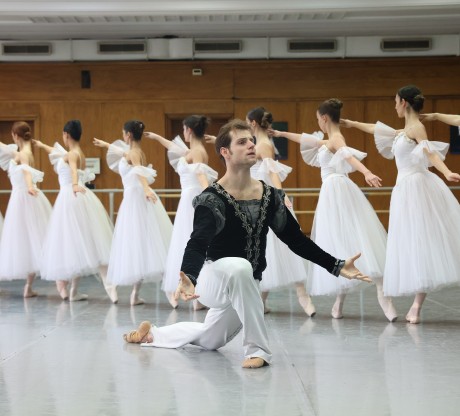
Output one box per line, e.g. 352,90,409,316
1,277,460,416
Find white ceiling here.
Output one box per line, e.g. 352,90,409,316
0,1,460,40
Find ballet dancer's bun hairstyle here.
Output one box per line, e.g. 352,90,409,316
317,98,343,123
11,121,32,141
123,120,145,141
63,120,82,141
397,85,425,112
246,107,273,130
183,115,210,138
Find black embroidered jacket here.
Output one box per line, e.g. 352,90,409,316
181,181,344,285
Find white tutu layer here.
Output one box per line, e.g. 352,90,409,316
108,187,171,285
0,188,52,280
40,145,114,281
307,175,387,295
0,213,3,237
41,185,113,281
106,143,172,286
162,154,218,293
384,171,460,296
250,157,309,290
375,122,460,295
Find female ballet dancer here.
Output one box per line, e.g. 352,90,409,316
144,115,217,309
246,107,316,316
34,120,114,301
269,99,395,321
93,120,172,306
0,121,52,297
342,85,460,323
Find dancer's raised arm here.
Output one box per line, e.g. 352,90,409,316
32,139,54,154
420,112,460,126
143,131,174,150
341,119,377,134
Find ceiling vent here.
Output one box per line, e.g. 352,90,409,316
2,43,52,55
97,41,146,54
288,39,337,52
194,40,242,53
381,38,432,51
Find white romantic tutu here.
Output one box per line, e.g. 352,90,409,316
0,145,52,280
106,141,172,285
300,135,387,296
0,212,3,236
40,144,114,281
375,122,460,296
251,158,309,290
162,137,218,293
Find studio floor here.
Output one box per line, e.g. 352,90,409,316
1,277,460,416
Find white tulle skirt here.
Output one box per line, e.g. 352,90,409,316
0,212,3,237
260,207,309,291
384,171,460,296
40,185,113,281
307,174,387,296
0,189,52,280
162,186,200,293
107,187,172,285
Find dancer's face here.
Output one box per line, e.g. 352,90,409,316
222,129,256,166
183,125,191,142
316,111,327,132
394,94,406,118
122,129,130,143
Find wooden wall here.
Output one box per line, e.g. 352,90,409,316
0,57,459,232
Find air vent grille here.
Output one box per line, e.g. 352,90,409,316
194,40,242,53
381,38,432,51
288,39,337,52
2,43,52,55
97,41,146,54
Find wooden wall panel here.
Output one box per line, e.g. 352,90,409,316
0,57,459,221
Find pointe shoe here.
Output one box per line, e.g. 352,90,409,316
298,295,316,317
130,292,145,306
69,292,88,302
331,300,344,319
167,292,178,309
241,357,268,369
378,296,398,323
105,286,118,304
193,299,207,311
56,281,69,300
23,285,38,298
263,301,271,314
405,311,421,324
123,321,152,343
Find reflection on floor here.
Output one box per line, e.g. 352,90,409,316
1,278,460,416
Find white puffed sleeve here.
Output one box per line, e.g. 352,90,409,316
0,143,18,171
131,164,157,185
258,158,293,183
167,136,190,172
79,168,96,184
411,140,449,168
329,146,367,174
49,143,67,172
300,131,323,167
107,140,129,173
19,164,45,184
374,122,397,159
188,163,218,182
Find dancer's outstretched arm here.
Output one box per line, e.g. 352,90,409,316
420,113,460,126
32,139,54,154
341,119,376,134
143,131,174,150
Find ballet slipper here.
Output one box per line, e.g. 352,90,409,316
298,295,316,317
69,292,88,302
56,281,69,301
261,291,271,314
241,357,268,369
102,281,118,304
263,304,271,314
331,295,345,319
23,284,38,298
166,291,178,309
377,294,398,323
123,321,152,343
193,300,208,311
405,306,421,324
130,292,145,306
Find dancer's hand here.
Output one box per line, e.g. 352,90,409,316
364,171,382,187
340,119,353,128
28,186,38,197
143,132,162,141
204,134,216,144
73,184,86,195
93,138,110,148
284,194,293,209
267,128,283,138
32,139,43,148
419,113,437,122
339,253,372,282
445,171,460,182
144,188,157,203
175,272,200,302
